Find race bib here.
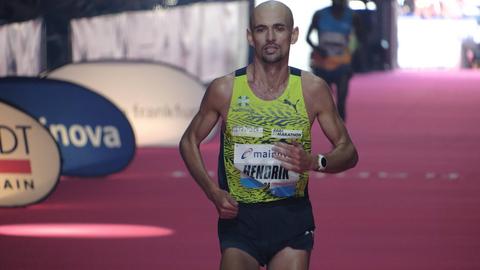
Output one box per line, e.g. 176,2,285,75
233,143,299,197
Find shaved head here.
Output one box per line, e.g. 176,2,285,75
250,1,294,30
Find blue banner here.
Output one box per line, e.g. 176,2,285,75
0,77,136,176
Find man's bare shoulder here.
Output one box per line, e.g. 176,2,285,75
207,73,235,99
300,70,330,98
300,70,336,118
201,72,235,115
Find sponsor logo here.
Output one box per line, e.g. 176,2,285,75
234,144,285,165
237,96,249,107
241,148,253,159
232,126,263,138
0,102,61,207
1,125,36,193
282,98,300,113
0,125,33,179
252,149,286,159
39,117,121,148
0,77,135,176
271,129,303,139
131,103,196,119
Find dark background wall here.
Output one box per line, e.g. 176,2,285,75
0,0,394,72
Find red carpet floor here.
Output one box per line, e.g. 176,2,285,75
1,70,480,270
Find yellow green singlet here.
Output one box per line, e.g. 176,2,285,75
218,67,312,203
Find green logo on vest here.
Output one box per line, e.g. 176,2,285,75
237,96,249,107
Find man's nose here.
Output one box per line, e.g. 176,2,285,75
266,29,275,41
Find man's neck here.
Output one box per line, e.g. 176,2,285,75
248,60,290,94
331,5,346,19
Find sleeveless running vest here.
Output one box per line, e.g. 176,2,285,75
218,67,311,203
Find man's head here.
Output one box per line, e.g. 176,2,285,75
249,1,294,31
247,1,298,64
332,0,348,10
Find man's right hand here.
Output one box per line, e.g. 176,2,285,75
209,188,239,219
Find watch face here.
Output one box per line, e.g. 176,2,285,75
321,157,327,167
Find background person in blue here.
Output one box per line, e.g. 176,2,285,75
306,0,362,121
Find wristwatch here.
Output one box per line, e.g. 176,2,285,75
317,154,327,171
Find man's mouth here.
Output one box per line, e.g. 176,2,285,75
264,45,279,53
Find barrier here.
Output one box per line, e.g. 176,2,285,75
0,101,61,207
0,77,136,176
48,61,214,146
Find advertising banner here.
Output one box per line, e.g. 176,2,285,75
48,61,213,146
0,102,61,207
0,77,135,176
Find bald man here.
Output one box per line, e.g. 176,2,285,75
180,1,358,269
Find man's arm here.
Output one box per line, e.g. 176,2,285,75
308,72,358,173
273,72,358,173
179,75,239,219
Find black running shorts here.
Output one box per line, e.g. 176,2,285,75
218,197,315,266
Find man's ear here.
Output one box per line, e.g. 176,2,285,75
291,26,299,44
247,28,254,47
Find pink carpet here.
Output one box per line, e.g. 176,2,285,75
1,70,480,270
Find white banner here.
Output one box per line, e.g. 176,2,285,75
48,61,212,147
70,1,249,82
71,14,125,61
0,19,43,76
0,25,10,76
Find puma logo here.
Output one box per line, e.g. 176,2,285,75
283,99,300,113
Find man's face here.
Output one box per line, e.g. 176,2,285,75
247,7,298,64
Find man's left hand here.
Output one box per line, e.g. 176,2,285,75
272,141,316,173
